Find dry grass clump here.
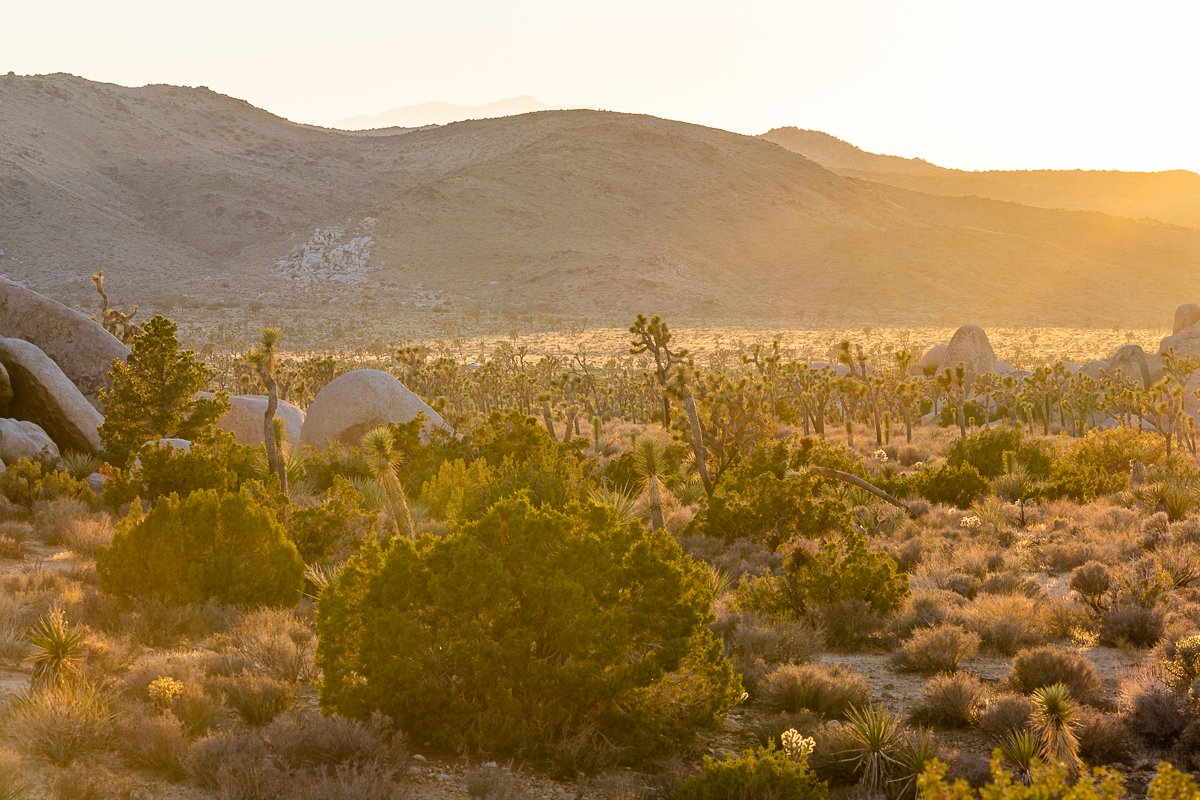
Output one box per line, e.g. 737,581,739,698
714,609,823,688
48,762,139,800
1119,670,1189,745
209,673,297,726
909,671,988,728
892,589,968,637
966,593,1057,655
61,514,115,558
31,498,94,545
893,624,980,674
757,662,869,719
0,747,31,800
9,682,114,765
286,762,401,800
466,764,521,799
186,731,277,798
679,535,781,581
978,693,1033,741
1102,604,1165,648
1007,645,1103,705
228,607,315,682
1076,709,1135,766
262,710,407,771
115,709,188,778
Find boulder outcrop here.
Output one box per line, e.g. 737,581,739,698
0,338,103,454
0,418,60,464
1174,303,1200,334
217,395,305,451
0,276,129,407
299,369,449,449
940,324,996,380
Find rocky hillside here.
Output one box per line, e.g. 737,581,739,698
761,127,1200,230
4,73,1200,343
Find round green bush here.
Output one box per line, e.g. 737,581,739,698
97,488,304,607
316,495,741,758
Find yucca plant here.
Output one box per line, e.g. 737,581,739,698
29,608,85,688
890,727,936,800
1031,682,1082,775
997,729,1042,785
585,485,640,527
842,705,902,795
632,435,671,530
59,451,102,481
361,426,414,538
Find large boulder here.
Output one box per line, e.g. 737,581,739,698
0,338,103,454
0,362,11,415
1174,303,1200,334
1107,344,1152,388
915,343,948,376
940,324,996,380
300,370,449,449
0,418,60,464
1159,326,1200,361
217,395,305,451
0,276,129,407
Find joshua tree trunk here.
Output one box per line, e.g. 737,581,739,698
540,398,557,441
809,466,916,518
683,393,713,496
647,473,665,531
259,363,288,496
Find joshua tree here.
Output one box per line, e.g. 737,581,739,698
91,270,143,344
629,313,688,430
246,327,287,495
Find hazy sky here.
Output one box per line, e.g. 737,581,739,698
7,0,1199,172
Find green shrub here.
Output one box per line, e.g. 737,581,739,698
103,434,265,509
99,314,229,468
684,456,850,548
316,496,741,758
738,532,909,623
673,735,827,800
0,459,95,511
285,477,375,564
97,487,304,607
909,464,989,509
948,428,1053,480
1047,428,1167,502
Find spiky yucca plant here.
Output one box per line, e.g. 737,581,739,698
890,727,936,800
59,451,102,481
997,729,1042,785
632,435,670,530
585,485,640,527
842,705,902,795
29,608,85,688
1031,682,1082,775
360,426,414,539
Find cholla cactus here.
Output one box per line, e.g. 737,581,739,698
779,727,815,763
960,515,982,530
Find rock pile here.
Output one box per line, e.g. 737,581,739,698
0,279,126,470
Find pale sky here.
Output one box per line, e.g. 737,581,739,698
6,0,1200,172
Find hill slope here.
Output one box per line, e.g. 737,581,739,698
336,96,552,130
761,127,1200,230
3,73,1200,342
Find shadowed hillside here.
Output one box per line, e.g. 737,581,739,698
4,74,1200,343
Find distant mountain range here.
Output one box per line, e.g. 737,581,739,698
335,96,553,130
3,73,1199,344
760,128,1200,229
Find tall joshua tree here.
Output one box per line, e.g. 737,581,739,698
247,327,287,495
629,314,688,430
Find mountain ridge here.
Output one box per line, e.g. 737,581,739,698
4,73,1200,343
